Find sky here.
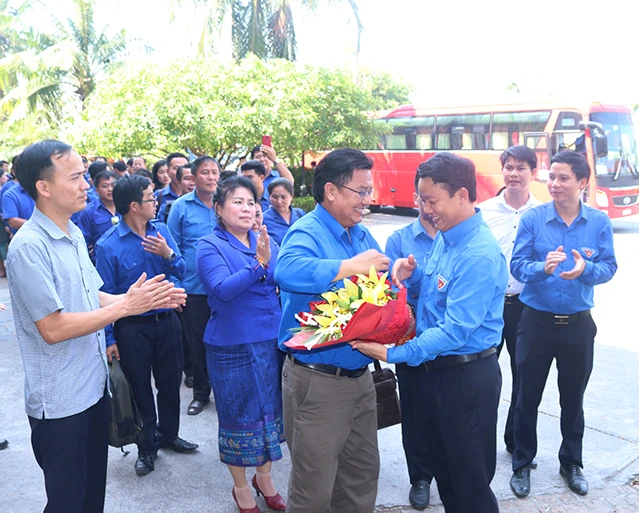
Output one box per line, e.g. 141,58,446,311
47,0,639,106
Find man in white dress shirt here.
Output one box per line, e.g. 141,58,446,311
478,145,542,454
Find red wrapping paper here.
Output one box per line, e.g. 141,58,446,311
285,287,416,350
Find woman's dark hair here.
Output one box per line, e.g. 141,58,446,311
213,176,257,229
14,140,73,200
151,159,168,189
550,150,590,181
311,148,373,203
94,170,118,188
416,152,477,202
192,155,220,176
113,174,152,215
268,177,294,196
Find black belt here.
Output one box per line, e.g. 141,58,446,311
287,354,369,378
119,311,173,323
419,347,496,372
504,293,520,305
526,307,591,325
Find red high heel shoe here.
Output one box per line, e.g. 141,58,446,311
231,487,260,513
252,474,286,511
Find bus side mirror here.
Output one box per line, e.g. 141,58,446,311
594,131,608,158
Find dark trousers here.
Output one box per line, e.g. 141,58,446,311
114,311,183,455
177,309,192,378
181,294,212,402
496,295,525,452
421,354,501,513
395,363,433,485
28,394,109,513
512,307,596,471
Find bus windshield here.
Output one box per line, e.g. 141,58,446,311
590,111,638,180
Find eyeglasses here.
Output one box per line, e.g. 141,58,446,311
340,185,375,199
139,198,157,204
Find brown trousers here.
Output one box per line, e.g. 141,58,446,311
282,357,380,513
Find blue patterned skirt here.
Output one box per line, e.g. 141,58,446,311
205,339,285,467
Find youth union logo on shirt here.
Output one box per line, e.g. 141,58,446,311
582,247,595,258
437,275,447,290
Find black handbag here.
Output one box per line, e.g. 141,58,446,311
371,360,401,430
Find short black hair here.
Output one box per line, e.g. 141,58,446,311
241,160,266,176
126,157,133,166
113,174,152,215
499,145,537,170
166,152,188,168
95,156,108,163
550,150,590,181
112,160,127,172
268,177,294,196
132,156,146,163
250,146,262,159
219,169,237,183
0,160,8,167
14,140,73,200
311,148,373,203
94,170,118,188
213,175,257,229
192,156,220,176
176,163,193,181
88,161,109,182
416,152,477,202
134,168,153,182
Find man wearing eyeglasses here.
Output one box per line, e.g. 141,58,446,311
275,148,390,513
95,174,199,476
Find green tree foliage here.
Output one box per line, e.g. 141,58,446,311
71,55,410,164
0,0,125,124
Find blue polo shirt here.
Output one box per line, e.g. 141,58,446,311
0,179,16,210
95,219,186,347
385,218,436,306
275,203,382,370
511,201,617,315
87,187,99,204
262,169,280,202
262,206,305,246
197,225,281,346
3,184,35,233
77,200,121,254
166,189,217,295
388,210,508,366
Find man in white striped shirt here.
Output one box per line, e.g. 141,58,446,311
478,145,542,457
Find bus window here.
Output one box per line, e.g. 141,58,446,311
554,111,583,131
382,117,414,150
435,114,490,150
491,111,551,150
413,116,435,150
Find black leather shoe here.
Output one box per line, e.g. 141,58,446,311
408,480,430,510
560,464,588,495
184,376,194,388
0,439,8,450
187,399,209,415
135,453,154,476
158,436,199,453
510,466,531,498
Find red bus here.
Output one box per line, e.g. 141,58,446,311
304,101,639,218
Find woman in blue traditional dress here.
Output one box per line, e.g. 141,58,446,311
261,178,305,246
196,176,286,513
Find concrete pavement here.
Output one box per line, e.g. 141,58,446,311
0,212,638,512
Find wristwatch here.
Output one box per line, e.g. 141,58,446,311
272,159,279,166
166,250,176,262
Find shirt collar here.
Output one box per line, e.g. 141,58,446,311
545,201,588,225
31,208,74,241
116,219,154,238
186,189,212,209
497,190,539,211
213,225,257,254
410,218,435,241
315,203,365,244
440,208,483,246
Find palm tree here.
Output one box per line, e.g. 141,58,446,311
0,0,125,123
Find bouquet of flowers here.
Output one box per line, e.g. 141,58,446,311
285,266,416,351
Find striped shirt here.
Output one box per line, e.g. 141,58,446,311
7,208,108,419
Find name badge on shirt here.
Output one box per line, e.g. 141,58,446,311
582,247,595,258
437,275,447,290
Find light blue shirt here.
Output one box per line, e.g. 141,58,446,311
262,206,305,246
385,218,436,306
275,203,382,370
511,201,617,314
166,189,217,294
388,210,508,366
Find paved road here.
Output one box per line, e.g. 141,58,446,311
0,210,638,512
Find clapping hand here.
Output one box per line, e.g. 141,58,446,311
544,245,567,275
559,249,585,280
392,255,417,287
123,273,187,316
256,225,271,264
